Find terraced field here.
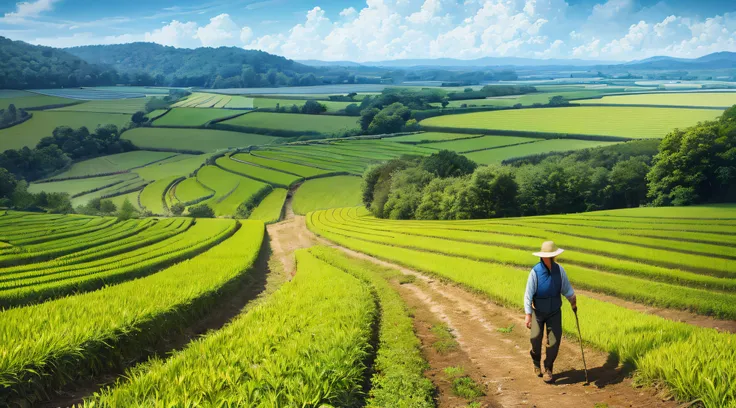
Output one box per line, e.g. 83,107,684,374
0,111,133,151
464,139,620,164
28,173,138,197
389,132,482,143
172,178,214,206
196,165,270,216
139,176,181,214
232,153,333,178
50,151,179,179
307,205,736,408
123,128,277,153
0,91,77,110
220,112,359,133
216,156,301,187
420,106,722,139
153,108,243,127
292,176,363,215
423,135,540,153
248,188,287,224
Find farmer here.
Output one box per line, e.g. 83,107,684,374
524,241,577,384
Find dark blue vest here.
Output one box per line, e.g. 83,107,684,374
532,260,562,314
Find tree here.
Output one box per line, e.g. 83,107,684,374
344,104,361,116
0,168,17,198
647,107,736,206
465,166,519,218
301,100,326,115
367,103,411,134
117,199,138,220
421,150,477,178
441,98,449,109
99,199,117,214
131,111,147,125
290,104,300,113
360,108,380,131
170,202,185,216
548,95,568,106
188,203,215,218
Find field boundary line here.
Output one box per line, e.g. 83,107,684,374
419,125,635,142
573,103,727,110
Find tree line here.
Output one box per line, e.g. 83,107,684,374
362,106,736,220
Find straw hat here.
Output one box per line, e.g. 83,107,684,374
533,241,564,258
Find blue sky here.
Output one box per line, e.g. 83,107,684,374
0,0,734,61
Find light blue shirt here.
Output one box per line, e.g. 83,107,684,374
524,264,575,315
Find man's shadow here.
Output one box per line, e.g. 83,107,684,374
553,353,631,388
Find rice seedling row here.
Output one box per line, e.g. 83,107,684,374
216,156,301,187
0,219,264,405
247,188,287,224
231,153,332,177
83,247,374,407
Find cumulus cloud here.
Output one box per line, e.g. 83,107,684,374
2,0,58,23
144,20,198,48
196,13,240,47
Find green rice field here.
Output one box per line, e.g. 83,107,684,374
216,156,300,187
173,178,213,205
0,111,133,151
28,173,137,197
139,176,180,214
70,176,148,207
122,128,277,153
231,153,333,178
107,191,142,210
388,132,481,143
196,165,270,216
0,92,77,110
51,151,179,179
50,98,150,114
577,92,736,108
153,108,242,127
420,106,722,138
292,176,362,215
424,135,540,153
248,188,287,224
220,112,359,133
133,154,208,180
308,205,736,408
463,139,619,164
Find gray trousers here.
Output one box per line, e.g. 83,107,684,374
529,309,562,370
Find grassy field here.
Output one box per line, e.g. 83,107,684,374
216,156,300,187
308,205,736,408
0,94,77,110
122,128,278,153
133,154,208,181
292,176,362,215
220,112,359,133
51,151,178,179
70,177,148,207
251,98,353,112
50,98,150,114
232,153,332,178
0,111,132,151
577,92,736,108
463,139,619,164
107,191,142,210
146,109,169,119
248,188,287,224
153,108,242,127
28,174,136,197
388,132,481,143
197,165,270,216
139,176,180,214
424,135,540,152
173,178,213,205
421,106,722,138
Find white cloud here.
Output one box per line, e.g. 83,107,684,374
2,0,58,23
339,7,357,19
30,32,141,48
240,26,253,43
144,20,198,48
406,0,442,24
196,13,240,47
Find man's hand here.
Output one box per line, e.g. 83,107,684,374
525,314,532,329
569,294,578,312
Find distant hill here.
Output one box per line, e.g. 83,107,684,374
299,57,618,68
67,43,320,88
0,36,118,89
616,52,736,70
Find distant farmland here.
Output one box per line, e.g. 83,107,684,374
420,106,722,139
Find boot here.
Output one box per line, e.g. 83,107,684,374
533,365,542,377
543,368,554,384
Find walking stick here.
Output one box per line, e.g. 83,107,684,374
573,308,590,385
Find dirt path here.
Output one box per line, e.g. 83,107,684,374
265,184,319,276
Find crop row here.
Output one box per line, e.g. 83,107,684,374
313,209,736,318
232,153,332,178
0,220,264,405
216,156,301,187
338,210,736,292
83,248,375,406
306,209,736,408
0,219,237,308
309,246,435,407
